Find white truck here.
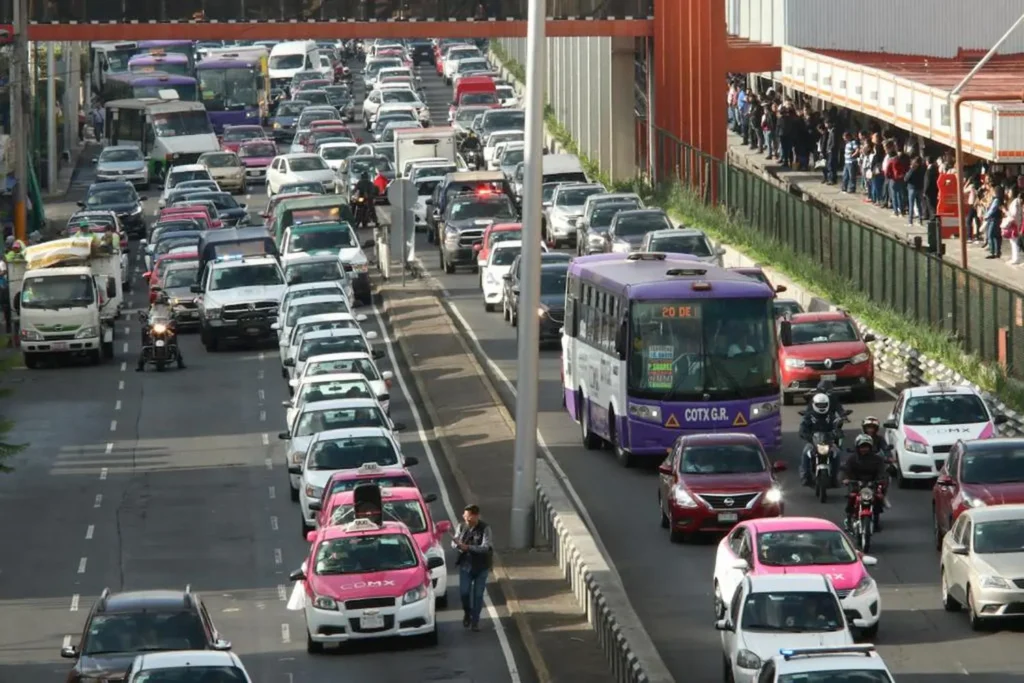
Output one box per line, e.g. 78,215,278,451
9,236,122,368
394,128,457,179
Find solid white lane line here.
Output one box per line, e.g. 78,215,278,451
77,557,87,574
93,494,103,508
270,516,279,531
69,594,80,612
370,303,522,683
85,524,94,540
99,468,108,481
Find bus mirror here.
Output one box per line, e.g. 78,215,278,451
615,321,627,358
779,320,793,346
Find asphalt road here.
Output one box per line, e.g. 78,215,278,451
387,60,1024,683
0,63,532,682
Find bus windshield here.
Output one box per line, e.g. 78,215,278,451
198,67,261,110
627,298,777,400
151,110,213,137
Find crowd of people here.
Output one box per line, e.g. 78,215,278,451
727,78,1024,268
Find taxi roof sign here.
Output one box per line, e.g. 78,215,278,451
343,518,380,532
357,462,382,473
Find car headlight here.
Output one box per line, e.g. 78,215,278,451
981,575,1013,590
131,205,142,215
537,307,548,318
851,352,870,364
764,486,782,504
851,575,875,597
588,233,607,245
671,485,698,508
903,438,927,454
312,595,339,610
402,584,428,604
291,450,304,464
204,306,222,319
75,326,98,339
784,357,806,368
351,262,369,274
963,495,986,509
612,242,631,253
749,400,779,420
736,649,762,670
273,122,281,129
628,403,661,423
305,484,323,499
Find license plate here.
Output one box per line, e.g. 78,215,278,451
155,340,165,347
820,373,837,381
51,341,68,350
245,327,262,335
359,613,384,629
717,512,739,523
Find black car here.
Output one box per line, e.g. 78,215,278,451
323,85,355,121
606,209,673,253
79,181,147,237
409,39,435,65
576,201,641,256
60,587,231,683
179,191,249,227
503,252,571,327
438,193,518,274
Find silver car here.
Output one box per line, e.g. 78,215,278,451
640,227,726,266
941,504,1024,629
95,145,149,189
543,183,605,248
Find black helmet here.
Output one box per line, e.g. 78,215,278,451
360,172,370,181
155,291,170,305
854,434,874,453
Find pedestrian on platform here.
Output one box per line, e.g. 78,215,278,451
964,176,980,243
905,154,926,226
1003,186,1023,265
824,120,840,186
452,504,493,632
984,184,1005,259
841,131,859,193
923,156,940,221
884,144,907,216
763,102,778,160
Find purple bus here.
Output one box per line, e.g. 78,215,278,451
195,55,269,133
132,74,198,101
562,252,782,465
137,40,194,59
128,53,192,78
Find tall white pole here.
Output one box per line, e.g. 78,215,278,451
46,42,57,193
508,0,547,550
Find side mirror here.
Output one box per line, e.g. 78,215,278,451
861,554,878,566
289,568,306,581
91,158,98,165
511,286,520,295
76,200,85,207
189,284,202,294
775,284,787,293
863,334,876,343
772,460,787,472
716,247,726,255
143,271,152,280
308,500,322,511
404,456,420,466
278,431,290,440
882,420,897,430
657,464,672,475
427,556,445,570
271,322,281,331
714,619,733,632
283,358,296,367
60,645,79,659
995,414,1010,425
424,198,433,206
355,313,368,322
365,331,379,340
239,203,247,210
392,421,406,431
473,244,482,252
372,349,385,360
437,520,452,534
779,320,793,346
423,493,438,503
139,239,148,247
950,543,969,556
138,196,148,201
287,464,302,474
361,239,375,250
502,273,511,281
730,558,749,572
381,370,394,381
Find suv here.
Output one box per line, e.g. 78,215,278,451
195,255,286,351
777,311,876,404
60,587,231,683
543,183,605,248
437,191,518,274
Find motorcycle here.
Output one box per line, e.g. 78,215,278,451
351,194,373,230
809,431,840,503
846,480,885,552
137,311,180,372
463,149,482,170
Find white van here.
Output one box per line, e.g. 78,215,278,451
542,154,588,184
269,41,319,89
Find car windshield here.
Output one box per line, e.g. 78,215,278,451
328,474,414,494
210,264,283,290
756,529,858,566
169,170,211,187
290,157,329,172
87,189,136,206
330,500,427,533
100,148,143,163
903,394,989,425
314,533,417,575
202,153,238,168
367,60,401,75
162,268,198,288
615,214,671,237
591,203,636,228
188,194,237,210
778,673,893,683
482,111,525,132
269,53,304,69
649,234,713,257
133,666,248,683
490,247,520,267
281,182,325,195
294,91,329,105
289,228,355,253
497,86,514,99
156,237,200,254
417,179,441,196
285,261,341,284
151,110,213,137
349,156,391,175
223,128,261,142
240,142,276,158
540,269,567,295
295,407,388,436
307,358,379,380
300,337,368,360
556,187,600,206
308,435,398,470
451,198,515,220
961,447,1024,484
287,300,348,326
82,611,207,654
321,146,356,160
789,320,859,345
455,108,485,125
974,519,1024,554
381,90,418,104
20,274,94,310
680,445,766,474
740,591,844,632
276,102,305,117
502,149,524,166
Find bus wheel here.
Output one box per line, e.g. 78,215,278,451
610,410,636,468
579,394,601,451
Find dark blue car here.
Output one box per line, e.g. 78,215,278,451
270,100,305,143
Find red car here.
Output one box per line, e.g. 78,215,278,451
657,433,785,542
932,438,1024,548
474,221,521,265
777,311,876,404
159,205,223,229
146,250,198,301
219,124,268,154
238,140,277,183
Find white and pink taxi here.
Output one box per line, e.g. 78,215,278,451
712,517,881,638
290,517,444,652
310,486,452,606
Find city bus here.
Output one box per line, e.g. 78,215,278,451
130,74,198,102
137,40,195,61
104,98,219,179
562,252,782,465
91,42,141,93
196,48,270,132
128,52,192,78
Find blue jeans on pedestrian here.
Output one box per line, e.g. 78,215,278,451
891,180,906,215
841,162,857,192
907,186,922,224
779,139,793,166
870,174,884,203
460,565,488,626
987,219,1002,256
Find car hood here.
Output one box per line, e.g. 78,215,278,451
753,563,865,592
783,341,868,359
974,551,1024,578
448,217,499,230
539,293,564,310
241,156,274,167
903,422,996,446
75,653,138,681
208,166,243,177
164,285,195,302
741,630,852,660
962,482,1024,506
98,160,146,172
681,472,774,493
91,202,140,214
338,247,368,265
273,116,298,126
309,565,426,601
206,285,286,305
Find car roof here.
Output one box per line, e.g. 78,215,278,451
678,432,763,447
211,255,277,268
294,312,357,325
773,648,889,674
285,281,342,293
746,573,830,593
298,372,367,386
101,144,141,153
963,437,1024,453
170,164,207,172
788,311,851,323
88,180,135,190
299,397,380,412
747,517,841,534
100,589,192,613
301,328,363,341
281,153,320,160
285,253,343,264
135,651,241,671
313,426,393,441
961,503,1024,523
327,485,422,507
306,351,373,363
291,294,347,305
901,382,981,398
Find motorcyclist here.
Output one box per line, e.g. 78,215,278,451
461,131,482,166
814,379,845,415
842,434,889,524
137,291,186,371
798,392,846,485
351,172,378,229
861,416,890,455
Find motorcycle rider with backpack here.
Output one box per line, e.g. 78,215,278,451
798,392,847,486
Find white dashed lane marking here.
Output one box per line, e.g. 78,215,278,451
93,494,103,509
85,525,94,540
77,557,87,574
69,594,80,612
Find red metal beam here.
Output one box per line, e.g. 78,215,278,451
25,19,653,41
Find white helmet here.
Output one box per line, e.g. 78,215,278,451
811,393,830,415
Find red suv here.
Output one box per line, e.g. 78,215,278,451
778,311,876,404
657,433,785,543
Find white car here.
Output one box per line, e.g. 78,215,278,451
496,84,518,107
442,46,483,82
482,130,525,168
124,651,250,683
482,240,546,311
159,164,214,208
414,176,444,230
284,312,375,375
294,426,410,532
716,574,854,683
363,88,427,126
282,254,355,301
266,154,337,197
288,350,393,399
276,293,352,356
279,222,364,267
885,382,1006,486
402,156,453,178
756,646,893,683
316,52,333,80
286,372,378,431
279,397,403,501
318,141,359,173
488,140,523,172
287,329,386,391
279,282,347,334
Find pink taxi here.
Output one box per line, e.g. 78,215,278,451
310,486,452,606
290,518,443,652
712,517,881,638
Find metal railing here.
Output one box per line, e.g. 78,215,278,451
652,126,1024,378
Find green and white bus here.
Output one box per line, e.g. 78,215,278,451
103,98,220,180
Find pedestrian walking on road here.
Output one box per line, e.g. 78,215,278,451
452,504,493,632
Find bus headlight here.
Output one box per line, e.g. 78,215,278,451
628,403,661,423
749,401,779,420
